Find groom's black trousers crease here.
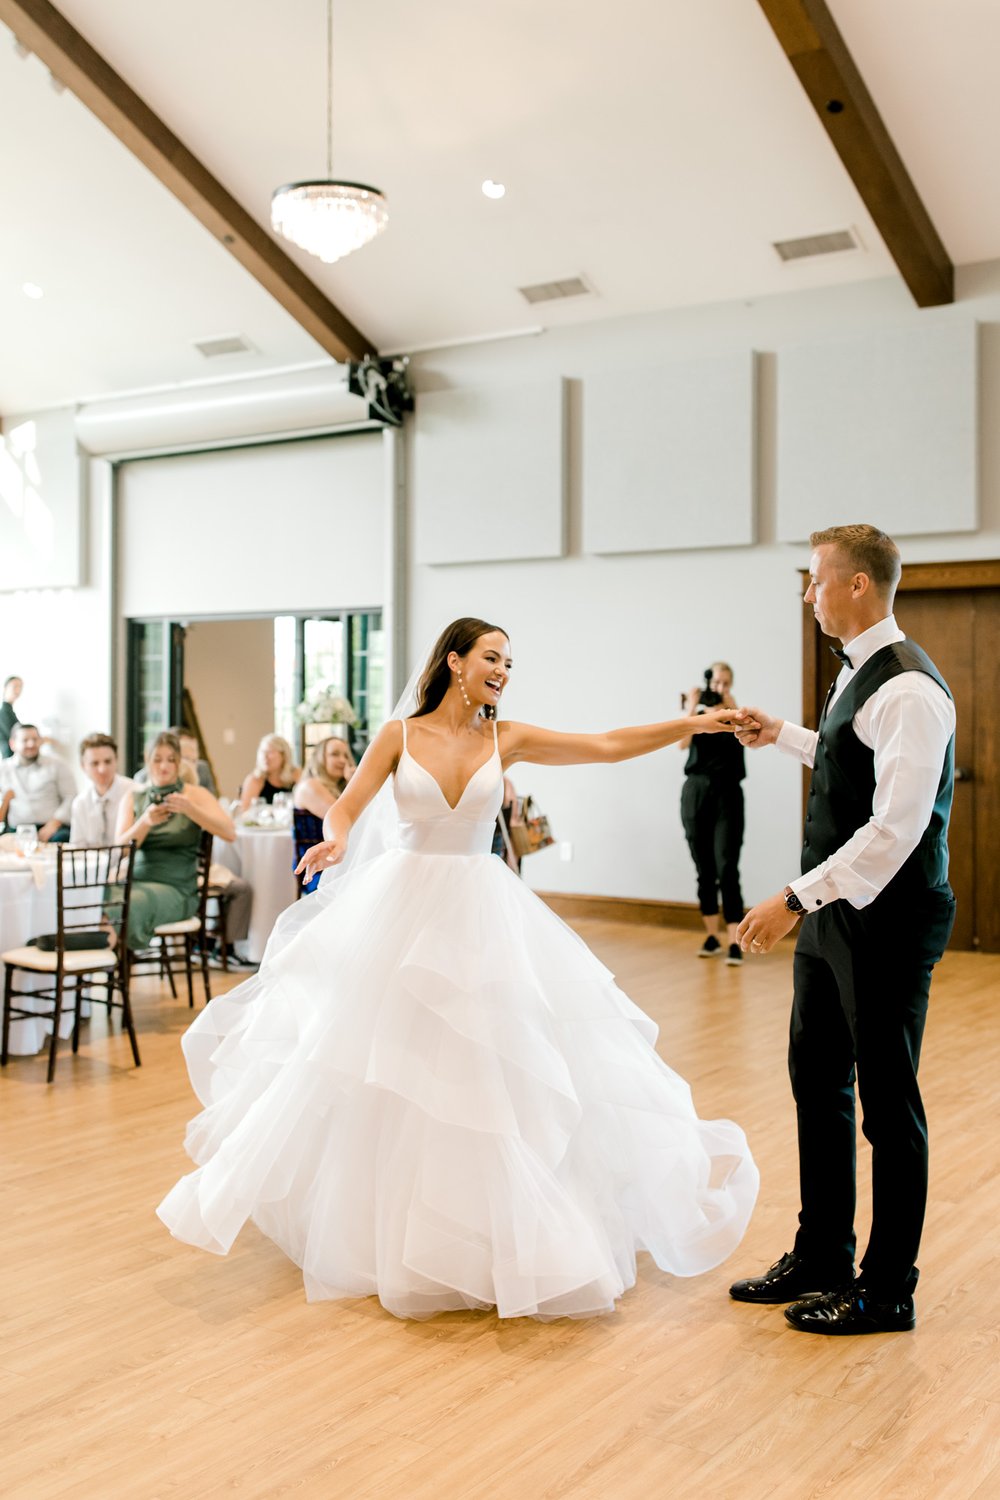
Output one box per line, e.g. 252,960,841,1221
789,884,955,1298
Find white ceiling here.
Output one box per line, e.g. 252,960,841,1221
1,0,998,413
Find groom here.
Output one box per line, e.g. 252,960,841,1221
730,524,956,1335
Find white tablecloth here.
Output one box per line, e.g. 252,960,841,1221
0,860,70,1056
212,828,297,963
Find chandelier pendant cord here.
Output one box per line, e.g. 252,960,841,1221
326,0,333,180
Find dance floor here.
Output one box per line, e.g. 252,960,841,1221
1,922,997,1499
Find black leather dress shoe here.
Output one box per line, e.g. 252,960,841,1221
784,1284,915,1335
729,1251,851,1304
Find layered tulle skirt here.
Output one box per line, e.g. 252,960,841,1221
157,849,758,1319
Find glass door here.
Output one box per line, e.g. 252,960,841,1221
125,620,185,775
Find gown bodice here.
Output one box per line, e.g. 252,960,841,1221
393,719,502,857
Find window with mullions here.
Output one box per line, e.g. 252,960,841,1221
274,610,384,763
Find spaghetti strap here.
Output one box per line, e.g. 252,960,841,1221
400,718,408,749
491,718,498,752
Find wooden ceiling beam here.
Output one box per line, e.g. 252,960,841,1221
756,0,953,307
0,0,376,360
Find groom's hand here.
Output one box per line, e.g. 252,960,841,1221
732,706,783,748
737,893,799,954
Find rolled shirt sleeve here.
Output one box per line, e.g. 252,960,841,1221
789,676,955,912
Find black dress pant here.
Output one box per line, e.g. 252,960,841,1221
680,775,744,924
789,884,955,1299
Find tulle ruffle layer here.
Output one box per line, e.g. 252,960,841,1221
157,851,758,1319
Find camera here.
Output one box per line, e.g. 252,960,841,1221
697,667,722,709
681,668,723,712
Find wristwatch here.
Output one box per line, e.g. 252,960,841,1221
783,885,806,917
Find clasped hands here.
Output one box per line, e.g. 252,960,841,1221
697,706,761,736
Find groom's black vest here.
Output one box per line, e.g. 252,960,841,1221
802,640,954,899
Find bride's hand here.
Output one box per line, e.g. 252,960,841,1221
295,838,346,880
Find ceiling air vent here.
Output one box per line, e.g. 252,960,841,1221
193,333,256,358
517,276,591,305
773,229,859,262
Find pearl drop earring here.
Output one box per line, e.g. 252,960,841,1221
457,670,472,708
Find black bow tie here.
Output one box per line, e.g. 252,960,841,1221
830,646,853,669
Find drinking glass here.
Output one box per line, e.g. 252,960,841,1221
15,824,39,858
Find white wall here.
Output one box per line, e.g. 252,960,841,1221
406,262,1000,906
0,408,82,591
0,457,113,785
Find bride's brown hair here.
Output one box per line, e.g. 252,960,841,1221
412,617,508,720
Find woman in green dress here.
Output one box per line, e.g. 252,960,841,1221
114,731,236,949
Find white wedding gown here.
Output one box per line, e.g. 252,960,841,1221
157,721,758,1320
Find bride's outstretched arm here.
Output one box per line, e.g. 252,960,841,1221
500,707,749,768
295,722,402,877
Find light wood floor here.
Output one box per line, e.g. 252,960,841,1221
1,925,998,1500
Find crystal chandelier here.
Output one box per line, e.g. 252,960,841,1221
270,1,387,266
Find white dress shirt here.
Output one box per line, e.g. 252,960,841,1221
69,774,134,846
777,615,956,911
0,752,78,827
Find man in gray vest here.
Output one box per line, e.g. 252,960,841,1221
727,524,956,1335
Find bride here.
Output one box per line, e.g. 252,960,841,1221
158,618,759,1320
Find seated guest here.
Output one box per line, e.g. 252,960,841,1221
176,728,217,794
0,675,23,759
0,723,76,840
133,726,217,794
70,733,133,845
114,731,235,952
293,738,355,895
292,736,355,819
238,734,299,811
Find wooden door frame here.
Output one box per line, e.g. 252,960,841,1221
801,558,1000,729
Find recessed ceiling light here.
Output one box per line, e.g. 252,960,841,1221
22,282,44,299
482,179,506,200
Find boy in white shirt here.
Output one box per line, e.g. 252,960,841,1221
69,733,133,845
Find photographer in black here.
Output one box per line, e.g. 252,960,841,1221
678,661,746,965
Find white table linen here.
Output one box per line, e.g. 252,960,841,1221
212,829,297,963
0,857,71,1056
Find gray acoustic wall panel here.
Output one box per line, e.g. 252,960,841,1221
582,353,756,554
414,379,567,565
777,322,978,541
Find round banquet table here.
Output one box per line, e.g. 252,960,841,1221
0,855,84,1057
212,827,298,963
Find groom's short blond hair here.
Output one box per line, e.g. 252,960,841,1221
810,524,901,599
